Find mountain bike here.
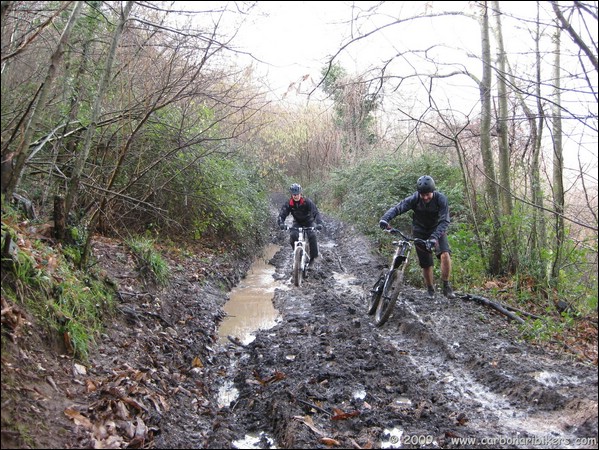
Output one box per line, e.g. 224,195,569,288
285,226,317,287
367,228,432,326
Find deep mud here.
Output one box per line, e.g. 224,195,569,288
1,200,597,449
203,216,598,449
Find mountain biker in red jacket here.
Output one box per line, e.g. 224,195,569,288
378,175,456,299
278,183,324,268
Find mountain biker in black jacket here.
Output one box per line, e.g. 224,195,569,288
379,175,456,299
278,183,324,268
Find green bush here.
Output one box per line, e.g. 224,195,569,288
154,152,270,251
321,153,464,238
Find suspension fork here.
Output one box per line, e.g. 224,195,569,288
391,242,410,270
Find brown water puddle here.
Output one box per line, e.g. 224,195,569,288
217,243,283,345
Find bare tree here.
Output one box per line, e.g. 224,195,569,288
550,21,566,280
492,0,518,273
492,1,513,217
503,3,548,266
1,1,83,197
320,63,377,162
2,1,269,243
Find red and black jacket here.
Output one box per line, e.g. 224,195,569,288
278,196,322,227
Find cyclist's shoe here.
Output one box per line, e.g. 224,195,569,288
307,257,317,270
427,286,435,299
443,281,456,299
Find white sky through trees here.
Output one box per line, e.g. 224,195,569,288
183,1,597,175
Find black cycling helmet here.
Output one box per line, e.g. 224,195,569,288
289,183,302,195
417,175,436,193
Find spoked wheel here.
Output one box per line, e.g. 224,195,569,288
374,269,403,326
367,274,386,315
292,247,304,287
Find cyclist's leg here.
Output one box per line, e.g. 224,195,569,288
437,234,456,298
289,228,299,251
414,231,434,270
440,253,452,281
414,230,435,296
422,266,434,286
437,234,452,282
307,230,318,261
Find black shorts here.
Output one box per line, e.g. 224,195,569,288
413,232,451,268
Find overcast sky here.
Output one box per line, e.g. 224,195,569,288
228,2,360,99
187,1,596,169
226,2,537,101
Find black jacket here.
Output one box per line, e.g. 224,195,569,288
278,196,322,227
380,191,450,240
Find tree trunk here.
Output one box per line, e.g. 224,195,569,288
492,1,512,217
54,195,66,241
492,0,517,273
479,1,503,275
532,4,547,274
551,24,565,282
42,16,95,208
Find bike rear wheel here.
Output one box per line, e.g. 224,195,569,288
293,246,304,287
374,269,403,326
367,273,385,315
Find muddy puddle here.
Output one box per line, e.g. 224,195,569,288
217,243,284,345
215,243,286,447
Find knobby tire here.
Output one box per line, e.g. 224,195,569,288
374,269,403,326
367,274,385,315
293,246,304,287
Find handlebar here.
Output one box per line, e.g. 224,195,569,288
384,228,432,252
280,225,320,231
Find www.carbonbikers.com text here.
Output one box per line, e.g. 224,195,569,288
450,436,597,447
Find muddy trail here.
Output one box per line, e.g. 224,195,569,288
1,199,597,450
199,214,597,449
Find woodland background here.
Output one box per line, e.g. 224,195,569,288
1,1,597,357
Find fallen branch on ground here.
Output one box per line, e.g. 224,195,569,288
503,304,543,320
461,294,526,324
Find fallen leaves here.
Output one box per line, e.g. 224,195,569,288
192,355,204,368
293,412,366,448
331,407,360,420
1,296,27,341
64,365,170,449
320,436,341,446
253,369,286,385
64,407,93,429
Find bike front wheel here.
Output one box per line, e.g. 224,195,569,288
374,269,404,326
367,273,385,315
293,246,304,287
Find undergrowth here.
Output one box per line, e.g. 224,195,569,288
1,202,115,360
